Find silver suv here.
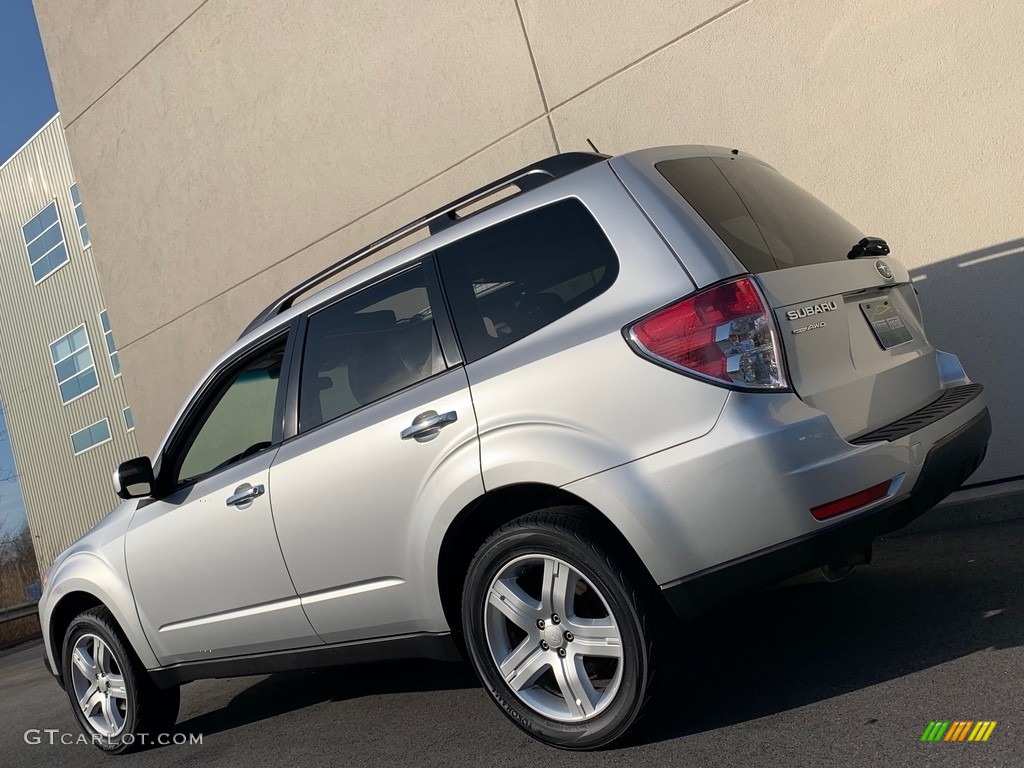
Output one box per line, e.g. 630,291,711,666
39,146,991,752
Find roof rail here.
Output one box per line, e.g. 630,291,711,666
238,151,608,338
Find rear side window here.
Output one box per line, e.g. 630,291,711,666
436,199,618,362
298,265,446,433
657,157,864,273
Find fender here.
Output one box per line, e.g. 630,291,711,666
42,550,159,675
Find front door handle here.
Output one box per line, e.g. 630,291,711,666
400,410,458,441
226,483,265,507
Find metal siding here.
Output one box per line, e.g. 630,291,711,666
0,116,138,573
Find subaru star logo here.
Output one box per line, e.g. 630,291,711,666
875,259,894,280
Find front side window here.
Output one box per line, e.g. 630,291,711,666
50,325,99,404
175,338,286,485
70,183,91,248
23,201,69,283
436,199,619,362
71,418,111,455
99,310,120,376
299,265,445,433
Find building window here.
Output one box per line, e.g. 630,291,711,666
50,325,99,404
71,418,111,455
70,183,91,248
99,310,121,377
23,200,69,283
122,407,134,432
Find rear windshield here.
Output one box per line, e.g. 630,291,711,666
657,157,864,273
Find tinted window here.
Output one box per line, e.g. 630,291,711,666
176,339,286,484
436,199,618,362
299,265,445,433
657,157,865,273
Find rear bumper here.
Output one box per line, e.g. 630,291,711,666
662,406,991,619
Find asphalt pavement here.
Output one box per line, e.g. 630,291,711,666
3,509,1021,767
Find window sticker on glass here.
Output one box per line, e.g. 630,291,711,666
860,299,912,349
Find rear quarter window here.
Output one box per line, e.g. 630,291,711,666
657,156,864,273
436,198,618,362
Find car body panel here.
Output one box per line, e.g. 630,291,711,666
40,501,159,676
270,367,483,643
565,368,987,586
124,450,321,665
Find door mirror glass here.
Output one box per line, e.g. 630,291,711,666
113,456,155,499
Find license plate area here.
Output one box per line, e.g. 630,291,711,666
860,299,913,349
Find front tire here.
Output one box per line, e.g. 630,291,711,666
61,606,180,753
461,508,674,749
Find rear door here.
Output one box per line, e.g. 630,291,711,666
655,155,941,439
268,260,483,644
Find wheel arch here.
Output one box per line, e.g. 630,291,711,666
42,553,159,677
436,483,655,647
47,591,105,679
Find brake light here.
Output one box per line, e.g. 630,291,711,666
627,277,787,389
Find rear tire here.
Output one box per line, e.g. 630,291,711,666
61,606,180,753
461,507,675,749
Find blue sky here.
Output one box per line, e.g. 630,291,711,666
1,0,54,536
0,0,57,164
0,405,27,537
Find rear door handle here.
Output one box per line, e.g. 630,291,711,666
226,483,265,507
400,410,458,441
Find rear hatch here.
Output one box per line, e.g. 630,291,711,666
657,155,940,439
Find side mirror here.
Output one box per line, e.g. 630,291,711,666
113,457,155,499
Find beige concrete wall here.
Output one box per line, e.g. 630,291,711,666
35,0,1023,482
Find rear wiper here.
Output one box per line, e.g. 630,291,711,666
848,237,890,259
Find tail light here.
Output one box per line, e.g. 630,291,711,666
627,277,787,389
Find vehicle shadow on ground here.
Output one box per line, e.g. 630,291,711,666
172,657,479,739
168,519,1023,747
643,517,1024,743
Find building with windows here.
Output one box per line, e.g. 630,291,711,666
0,115,136,571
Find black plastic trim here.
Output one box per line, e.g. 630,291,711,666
423,254,463,367
849,383,983,444
662,406,991,620
147,632,461,688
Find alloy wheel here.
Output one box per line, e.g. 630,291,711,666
483,554,624,722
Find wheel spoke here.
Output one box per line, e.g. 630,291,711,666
505,645,550,692
93,638,108,674
552,655,597,719
78,683,99,712
100,695,118,732
81,688,102,716
567,617,623,660
106,674,127,700
489,578,542,632
541,557,577,619
72,646,97,678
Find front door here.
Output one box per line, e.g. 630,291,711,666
125,331,320,665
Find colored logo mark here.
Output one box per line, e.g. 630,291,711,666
920,721,997,742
